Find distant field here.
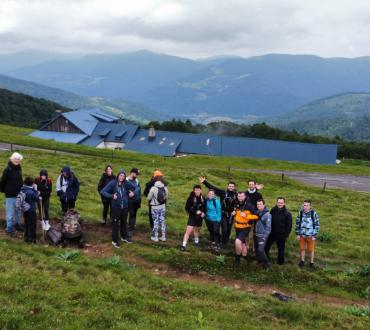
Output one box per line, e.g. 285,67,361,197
0,125,369,329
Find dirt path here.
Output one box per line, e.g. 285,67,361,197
0,221,369,309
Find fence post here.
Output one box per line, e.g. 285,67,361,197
228,165,231,172
323,181,327,191
111,149,114,162
281,173,285,184
10,143,13,152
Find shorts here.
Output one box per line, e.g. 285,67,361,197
299,236,315,252
187,217,203,227
235,228,250,243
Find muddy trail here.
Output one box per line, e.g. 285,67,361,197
1,220,369,310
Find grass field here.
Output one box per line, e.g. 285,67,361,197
0,127,369,329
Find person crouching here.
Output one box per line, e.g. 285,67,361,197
233,191,259,267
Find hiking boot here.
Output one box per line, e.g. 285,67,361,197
112,241,120,249
151,236,159,242
309,262,316,270
5,230,15,237
180,245,186,252
263,262,271,270
15,223,24,232
159,236,166,242
234,256,241,268
298,260,305,268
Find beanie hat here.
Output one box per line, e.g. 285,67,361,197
62,166,71,175
153,170,163,177
40,169,48,177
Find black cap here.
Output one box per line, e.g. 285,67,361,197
40,169,48,177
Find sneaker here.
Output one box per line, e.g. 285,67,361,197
121,238,132,244
151,236,159,242
263,262,271,270
309,262,316,270
159,237,166,242
101,220,107,226
180,245,186,252
112,241,120,249
298,260,305,268
14,223,24,232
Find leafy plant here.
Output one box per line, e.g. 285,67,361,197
56,250,80,263
317,231,334,242
196,311,205,329
216,255,225,265
344,305,370,317
106,255,121,267
359,287,370,299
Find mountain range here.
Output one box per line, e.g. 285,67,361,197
1,50,370,141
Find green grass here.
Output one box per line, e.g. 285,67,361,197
0,125,370,329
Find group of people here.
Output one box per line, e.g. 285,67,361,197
1,152,321,269
179,177,321,269
0,152,79,243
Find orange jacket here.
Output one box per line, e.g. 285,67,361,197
234,209,259,229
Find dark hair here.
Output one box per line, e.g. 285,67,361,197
130,168,140,175
193,184,202,190
248,179,256,184
304,199,312,204
237,191,246,195
276,196,286,202
228,181,236,186
24,176,34,186
105,165,113,172
256,199,265,205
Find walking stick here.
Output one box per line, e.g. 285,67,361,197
40,197,46,242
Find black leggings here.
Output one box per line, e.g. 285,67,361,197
205,220,221,244
61,200,75,213
38,197,50,220
101,198,111,222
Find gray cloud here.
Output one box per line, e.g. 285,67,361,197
1,0,370,58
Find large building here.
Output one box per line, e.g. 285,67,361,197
31,108,338,164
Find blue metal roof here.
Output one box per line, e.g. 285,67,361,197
220,136,337,164
30,131,87,144
80,122,139,147
61,108,119,135
124,129,181,156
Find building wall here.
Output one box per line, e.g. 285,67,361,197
42,116,82,134
96,141,125,150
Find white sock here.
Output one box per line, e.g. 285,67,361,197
194,237,199,244
182,241,187,247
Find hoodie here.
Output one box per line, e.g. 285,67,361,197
35,170,52,198
185,192,206,221
147,181,168,210
56,169,80,202
100,171,135,210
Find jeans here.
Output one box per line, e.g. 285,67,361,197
152,208,166,238
254,236,269,265
5,197,20,233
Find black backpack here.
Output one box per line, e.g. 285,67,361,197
222,193,236,212
157,186,167,204
298,210,316,230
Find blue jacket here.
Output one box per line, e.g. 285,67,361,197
255,207,272,238
21,185,39,212
100,179,135,210
205,197,221,222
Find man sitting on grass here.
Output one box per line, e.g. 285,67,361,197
296,199,320,270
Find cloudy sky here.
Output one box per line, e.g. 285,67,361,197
0,0,369,59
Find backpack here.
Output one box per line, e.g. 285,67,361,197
298,210,316,231
46,226,63,245
157,186,167,204
62,209,82,238
222,193,236,212
16,191,31,212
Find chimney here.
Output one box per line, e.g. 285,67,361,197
148,126,156,141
